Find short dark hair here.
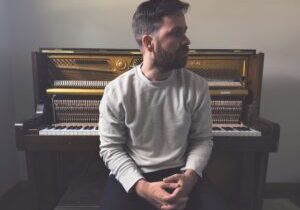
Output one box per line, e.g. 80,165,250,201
132,0,189,46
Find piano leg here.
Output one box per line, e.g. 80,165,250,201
26,151,40,210
254,153,269,210
25,151,61,210
239,152,269,210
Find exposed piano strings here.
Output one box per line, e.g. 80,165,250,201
39,86,261,136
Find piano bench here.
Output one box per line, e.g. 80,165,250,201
55,170,107,210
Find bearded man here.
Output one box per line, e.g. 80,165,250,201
99,0,230,210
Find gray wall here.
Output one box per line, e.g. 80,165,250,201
1,0,299,192
0,0,19,196
188,0,300,182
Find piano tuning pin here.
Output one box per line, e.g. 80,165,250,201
132,58,143,67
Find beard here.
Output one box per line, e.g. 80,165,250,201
153,42,189,73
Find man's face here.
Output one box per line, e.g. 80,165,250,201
152,13,190,72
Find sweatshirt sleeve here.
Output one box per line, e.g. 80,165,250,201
181,81,213,177
99,86,144,192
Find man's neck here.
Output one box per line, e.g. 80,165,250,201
141,61,172,82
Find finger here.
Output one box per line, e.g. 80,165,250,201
171,187,182,197
146,197,160,210
161,202,177,210
161,182,180,191
163,174,181,183
157,188,178,204
163,187,183,203
160,197,188,210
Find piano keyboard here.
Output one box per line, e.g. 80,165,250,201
208,81,243,88
212,124,261,136
39,123,261,137
39,123,99,136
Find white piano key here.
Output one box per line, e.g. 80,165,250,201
212,124,261,137
40,123,261,137
39,123,99,136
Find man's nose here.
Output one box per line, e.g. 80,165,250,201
182,34,191,46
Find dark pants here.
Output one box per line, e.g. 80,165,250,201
100,167,231,210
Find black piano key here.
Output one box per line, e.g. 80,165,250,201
233,126,251,131
222,127,234,131
213,127,221,131
238,126,250,131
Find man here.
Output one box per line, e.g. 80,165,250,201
99,0,229,209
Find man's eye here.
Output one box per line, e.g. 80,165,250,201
170,30,184,37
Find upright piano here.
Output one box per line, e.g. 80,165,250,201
15,48,280,210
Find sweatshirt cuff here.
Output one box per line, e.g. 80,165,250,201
180,165,203,178
118,169,145,193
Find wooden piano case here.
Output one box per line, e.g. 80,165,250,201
15,49,280,210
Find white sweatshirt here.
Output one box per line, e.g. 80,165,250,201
99,65,213,192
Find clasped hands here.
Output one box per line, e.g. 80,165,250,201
135,169,198,210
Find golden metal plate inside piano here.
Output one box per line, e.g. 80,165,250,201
46,88,104,96
48,55,142,73
210,89,248,96
46,88,247,96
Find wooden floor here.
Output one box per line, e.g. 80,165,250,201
0,182,35,210
1,181,300,210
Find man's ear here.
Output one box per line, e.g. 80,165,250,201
141,35,154,51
